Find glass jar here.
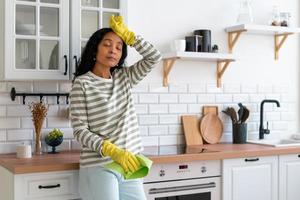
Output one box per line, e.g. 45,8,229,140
280,12,291,27
270,6,281,26
236,0,254,24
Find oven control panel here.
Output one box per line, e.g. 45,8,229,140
144,160,221,183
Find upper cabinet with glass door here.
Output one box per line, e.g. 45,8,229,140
70,0,127,79
3,0,69,80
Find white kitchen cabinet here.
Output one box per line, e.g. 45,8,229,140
0,0,127,80
0,165,79,200
222,156,278,200
2,0,69,80
279,154,300,200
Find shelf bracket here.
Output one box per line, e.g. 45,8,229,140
217,60,232,88
163,58,177,87
274,33,293,60
228,30,246,53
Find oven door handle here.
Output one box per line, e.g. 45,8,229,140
148,182,216,194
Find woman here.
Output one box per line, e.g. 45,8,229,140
70,16,162,200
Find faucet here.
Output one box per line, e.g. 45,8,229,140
259,99,280,139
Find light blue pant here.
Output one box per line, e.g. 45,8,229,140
79,166,146,200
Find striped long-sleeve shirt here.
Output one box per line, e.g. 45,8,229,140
70,36,162,168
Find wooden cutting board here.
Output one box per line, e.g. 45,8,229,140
200,113,223,144
181,115,203,146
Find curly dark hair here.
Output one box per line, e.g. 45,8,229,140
73,28,127,80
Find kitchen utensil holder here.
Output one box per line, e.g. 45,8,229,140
233,123,247,144
10,87,69,105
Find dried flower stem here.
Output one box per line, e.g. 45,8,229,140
29,102,48,153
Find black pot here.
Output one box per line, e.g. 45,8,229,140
194,29,211,52
185,35,202,52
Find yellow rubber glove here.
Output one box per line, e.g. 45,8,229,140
109,15,135,46
101,140,140,173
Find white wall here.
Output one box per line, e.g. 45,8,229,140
127,0,299,85
0,0,299,153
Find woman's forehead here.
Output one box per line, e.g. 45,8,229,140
103,32,123,43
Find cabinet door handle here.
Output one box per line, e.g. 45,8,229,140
73,55,79,70
63,55,68,75
245,158,259,162
38,183,60,189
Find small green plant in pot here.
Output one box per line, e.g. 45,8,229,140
45,128,63,153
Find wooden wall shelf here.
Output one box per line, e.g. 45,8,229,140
225,24,300,60
162,52,236,88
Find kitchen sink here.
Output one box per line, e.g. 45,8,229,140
247,139,300,147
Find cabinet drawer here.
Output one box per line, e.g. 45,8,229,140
15,170,79,200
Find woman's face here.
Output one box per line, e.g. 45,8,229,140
95,32,123,68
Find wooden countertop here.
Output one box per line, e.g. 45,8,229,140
1,143,300,174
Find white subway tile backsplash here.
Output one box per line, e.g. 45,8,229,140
59,82,72,93
169,104,187,113
6,82,32,93
207,84,222,93
141,136,159,146
0,82,7,92
135,105,148,114
58,128,74,139
0,142,25,154
132,94,139,103
139,126,148,136
265,112,281,121
272,121,288,130
0,94,20,105
258,85,273,93
159,115,180,124
169,84,187,93
159,135,182,145
198,94,215,103
0,117,20,129
168,125,183,135
233,94,249,103
47,117,71,128
0,82,296,153
179,94,197,103
149,126,168,135
7,129,33,141
224,84,240,93
265,94,281,101
139,94,159,103
139,115,159,125
216,94,232,103
281,112,296,121
0,130,6,141
149,83,168,93
159,94,178,103
249,94,265,102
188,84,206,93
7,105,31,117
273,85,288,93
132,84,149,93
188,104,202,114
241,84,257,93
281,94,296,102
33,82,58,93
0,106,6,116
149,104,168,114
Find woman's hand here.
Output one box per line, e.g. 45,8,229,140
109,15,135,46
102,140,140,173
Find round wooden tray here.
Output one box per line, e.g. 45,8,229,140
200,113,223,144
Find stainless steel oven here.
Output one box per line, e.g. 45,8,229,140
143,160,221,200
